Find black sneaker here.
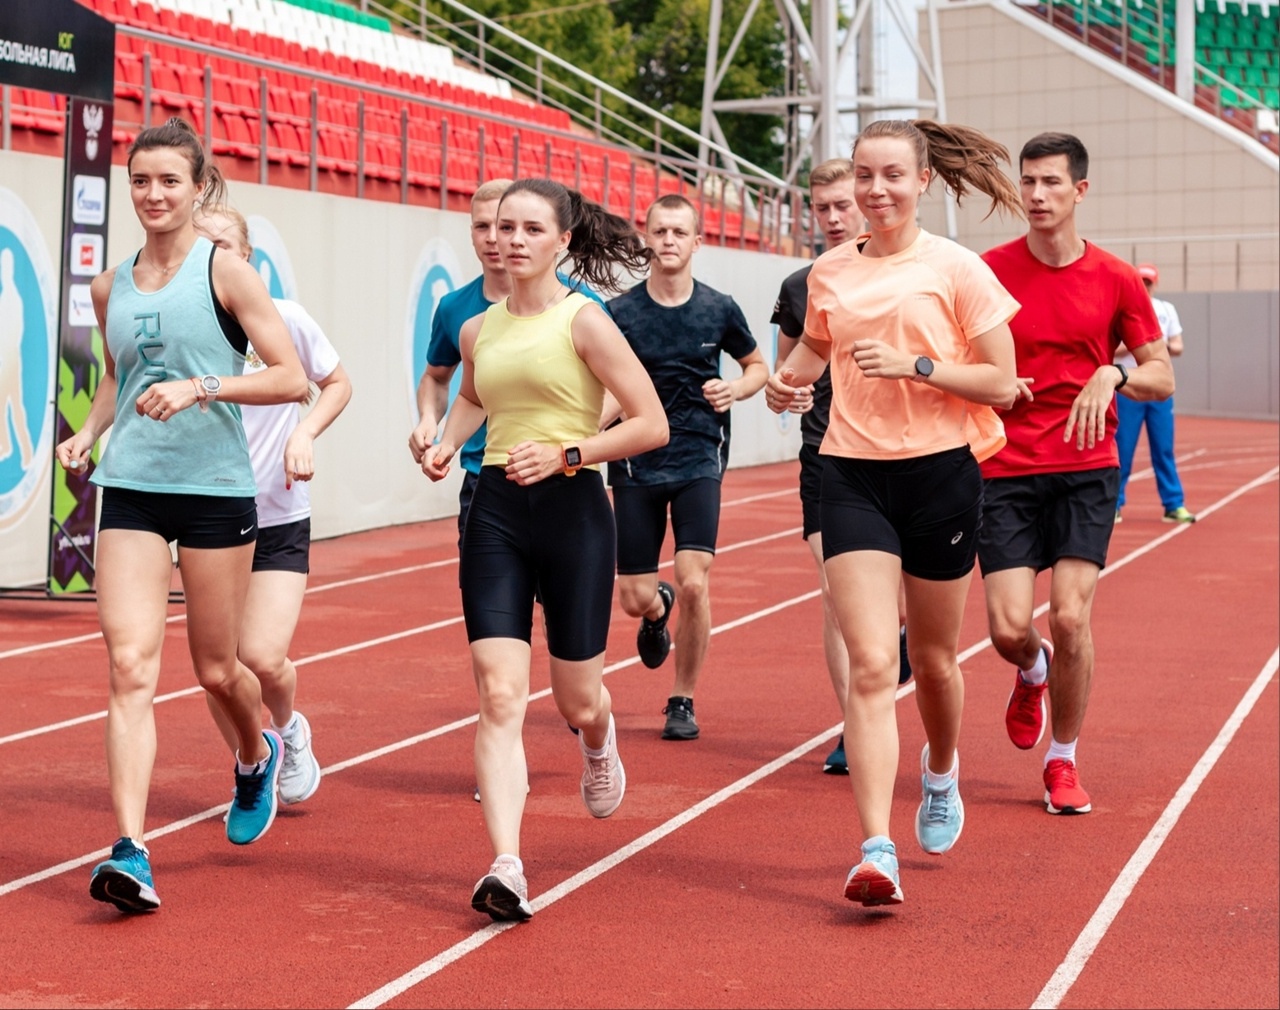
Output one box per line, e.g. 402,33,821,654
661,696,699,740
823,734,848,774
899,626,913,685
637,581,675,669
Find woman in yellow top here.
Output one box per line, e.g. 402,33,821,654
767,119,1022,907
424,178,667,921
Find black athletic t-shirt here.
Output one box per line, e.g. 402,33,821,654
609,280,758,486
771,263,832,448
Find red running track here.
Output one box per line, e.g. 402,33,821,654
0,415,1275,1009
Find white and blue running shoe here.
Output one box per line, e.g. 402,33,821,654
844,836,904,906
916,744,965,855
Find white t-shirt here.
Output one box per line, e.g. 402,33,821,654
1117,296,1181,368
242,299,342,528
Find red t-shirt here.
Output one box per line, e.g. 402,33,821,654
980,237,1160,478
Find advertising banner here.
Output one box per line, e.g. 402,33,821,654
48,97,113,593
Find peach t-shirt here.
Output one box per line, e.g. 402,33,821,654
803,229,1020,461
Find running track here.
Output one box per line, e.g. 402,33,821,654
0,415,1275,1009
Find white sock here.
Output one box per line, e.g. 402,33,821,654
924,752,958,789
494,853,523,873
1045,737,1077,766
236,748,268,776
582,715,613,757
1021,644,1049,686
272,713,299,736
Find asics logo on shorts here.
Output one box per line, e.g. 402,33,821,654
950,531,964,544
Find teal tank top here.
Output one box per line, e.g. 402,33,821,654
92,236,255,497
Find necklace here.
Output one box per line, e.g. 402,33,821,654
511,284,566,317
140,250,182,276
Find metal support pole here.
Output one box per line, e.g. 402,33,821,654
1175,0,1195,101
356,99,365,199
926,0,957,241
477,123,486,182
603,155,611,211
142,51,152,129
594,86,602,137
698,0,724,171
718,178,727,247
512,132,520,178
478,24,486,74
203,65,213,155
400,107,409,205
440,116,449,210
259,74,269,185
309,88,319,193
574,147,581,191
629,161,637,223
544,139,552,180
535,54,543,104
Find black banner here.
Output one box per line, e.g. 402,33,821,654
0,0,115,103
48,95,113,594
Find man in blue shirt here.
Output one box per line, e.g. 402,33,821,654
608,195,768,740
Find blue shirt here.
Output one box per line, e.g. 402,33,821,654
425,273,606,474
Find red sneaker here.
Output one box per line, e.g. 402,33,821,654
1005,642,1052,750
1043,758,1092,814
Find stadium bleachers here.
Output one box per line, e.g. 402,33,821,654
1029,0,1278,152
0,0,764,242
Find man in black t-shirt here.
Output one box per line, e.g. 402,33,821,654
768,158,911,776
608,195,767,741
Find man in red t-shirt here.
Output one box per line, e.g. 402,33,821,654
978,132,1173,816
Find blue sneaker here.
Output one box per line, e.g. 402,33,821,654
916,744,964,854
822,734,848,775
227,730,283,845
89,837,160,913
844,836,903,906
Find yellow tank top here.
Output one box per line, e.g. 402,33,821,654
474,292,604,469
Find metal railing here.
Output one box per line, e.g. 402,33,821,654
1097,230,1280,290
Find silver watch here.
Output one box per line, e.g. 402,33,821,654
199,374,221,412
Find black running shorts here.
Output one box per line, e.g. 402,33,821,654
977,467,1120,575
798,443,824,541
252,518,310,574
99,487,257,549
612,477,721,575
820,447,982,581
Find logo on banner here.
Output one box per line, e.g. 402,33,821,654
405,238,464,422
246,215,297,301
82,104,105,162
68,283,96,327
70,232,102,276
0,187,57,530
71,174,105,225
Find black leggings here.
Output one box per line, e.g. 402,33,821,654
459,466,616,661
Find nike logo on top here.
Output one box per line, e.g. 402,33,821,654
240,526,254,536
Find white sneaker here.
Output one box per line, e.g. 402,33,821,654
471,858,533,921
276,712,321,805
579,714,625,818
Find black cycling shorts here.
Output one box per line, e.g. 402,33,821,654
612,477,721,575
459,466,615,661
798,443,824,541
252,518,310,574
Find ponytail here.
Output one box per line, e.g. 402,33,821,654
854,119,1024,220
501,178,649,294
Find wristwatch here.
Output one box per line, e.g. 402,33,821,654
1113,362,1129,389
198,374,221,412
913,356,935,382
562,444,583,476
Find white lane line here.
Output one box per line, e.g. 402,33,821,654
720,487,797,507
0,590,821,899
1126,447,1206,482
1030,648,1280,1010
0,526,802,748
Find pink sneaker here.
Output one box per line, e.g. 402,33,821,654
580,714,626,818
471,858,533,921
1005,641,1052,750
1043,759,1092,814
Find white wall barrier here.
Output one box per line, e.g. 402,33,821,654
0,149,808,588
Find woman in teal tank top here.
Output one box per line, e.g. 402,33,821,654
54,119,309,913
423,179,668,921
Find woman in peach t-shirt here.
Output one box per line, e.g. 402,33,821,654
767,119,1021,908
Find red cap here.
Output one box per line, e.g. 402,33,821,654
1137,263,1159,283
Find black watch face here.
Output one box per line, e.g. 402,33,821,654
916,356,934,378
565,447,582,468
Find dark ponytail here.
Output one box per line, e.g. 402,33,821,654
127,117,226,211
502,178,649,294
